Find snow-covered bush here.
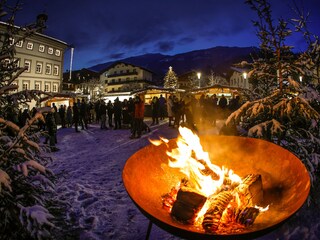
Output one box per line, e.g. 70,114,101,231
226,87,320,183
0,2,58,239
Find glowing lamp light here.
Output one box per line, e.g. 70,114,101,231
243,72,247,79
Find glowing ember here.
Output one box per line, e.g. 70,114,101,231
151,126,268,234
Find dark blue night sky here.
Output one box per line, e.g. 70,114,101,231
11,0,320,70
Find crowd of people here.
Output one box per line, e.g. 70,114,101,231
7,93,242,152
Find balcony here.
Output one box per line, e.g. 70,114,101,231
107,71,138,78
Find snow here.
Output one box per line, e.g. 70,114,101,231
47,118,318,240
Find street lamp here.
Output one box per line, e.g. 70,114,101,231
243,72,247,88
197,72,201,88
299,76,303,83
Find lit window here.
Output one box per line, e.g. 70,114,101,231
36,62,43,73
52,84,58,92
44,84,50,92
24,60,31,72
39,45,45,52
48,47,53,54
35,83,41,90
53,65,59,75
45,64,52,74
16,40,23,47
55,49,61,56
26,42,33,50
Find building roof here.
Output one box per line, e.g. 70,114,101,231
99,61,155,74
0,21,68,47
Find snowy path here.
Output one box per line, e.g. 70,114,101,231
49,119,183,240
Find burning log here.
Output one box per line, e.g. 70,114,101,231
236,174,263,206
202,174,264,233
170,186,207,224
202,191,233,233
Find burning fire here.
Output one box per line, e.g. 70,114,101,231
150,126,268,234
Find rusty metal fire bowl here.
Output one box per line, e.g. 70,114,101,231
122,135,310,239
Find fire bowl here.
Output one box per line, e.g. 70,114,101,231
122,135,310,239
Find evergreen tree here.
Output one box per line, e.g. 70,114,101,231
224,1,320,238
0,2,66,239
163,66,178,88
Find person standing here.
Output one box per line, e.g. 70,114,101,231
113,97,122,130
45,108,58,151
59,104,66,128
166,95,174,127
99,101,108,130
72,103,80,132
66,105,73,128
158,94,166,120
79,99,88,130
130,95,145,139
106,100,114,128
151,96,159,125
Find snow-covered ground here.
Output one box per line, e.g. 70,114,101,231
48,118,319,240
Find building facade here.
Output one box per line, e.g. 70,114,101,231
100,62,154,94
229,67,250,90
0,21,68,107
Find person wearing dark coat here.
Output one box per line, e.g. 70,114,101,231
106,100,114,128
80,99,88,130
44,108,59,151
151,96,159,125
99,101,108,129
59,105,66,128
72,103,80,132
113,97,122,130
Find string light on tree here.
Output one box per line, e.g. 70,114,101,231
163,66,178,89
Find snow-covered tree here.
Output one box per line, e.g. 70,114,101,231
207,69,228,86
243,0,299,97
163,66,178,88
229,0,320,185
0,2,62,239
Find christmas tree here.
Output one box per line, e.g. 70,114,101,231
163,66,178,88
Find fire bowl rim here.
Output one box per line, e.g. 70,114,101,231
122,135,310,239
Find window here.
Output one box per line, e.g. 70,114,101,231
11,82,18,93
39,45,45,52
35,82,41,90
9,37,14,45
48,47,53,54
53,65,59,76
44,83,50,92
45,64,52,75
2,58,10,67
36,62,43,74
13,58,20,68
52,84,58,92
26,42,33,50
16,40,23,47
22,82,29,90
55,49,61,56
24,60,31,72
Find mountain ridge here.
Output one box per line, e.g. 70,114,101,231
88,46,258,79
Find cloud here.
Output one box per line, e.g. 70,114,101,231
156,41,175,52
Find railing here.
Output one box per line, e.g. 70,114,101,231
107,71,138,78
